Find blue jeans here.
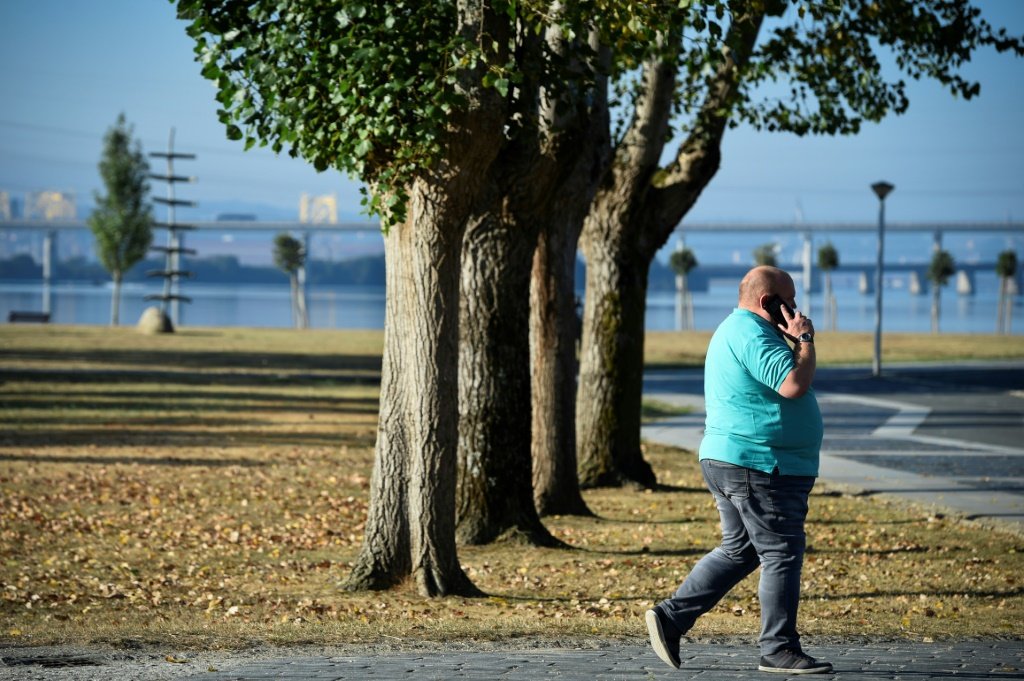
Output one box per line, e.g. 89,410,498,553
656,459,815,656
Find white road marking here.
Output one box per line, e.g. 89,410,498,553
820,392,1024,456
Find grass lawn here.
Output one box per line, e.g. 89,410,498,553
1,325,1022,649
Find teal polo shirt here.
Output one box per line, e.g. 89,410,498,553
698,308,823,476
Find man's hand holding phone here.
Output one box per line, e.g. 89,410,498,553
765,295,814,343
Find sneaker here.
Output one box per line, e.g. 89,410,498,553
758,649,833,674
644,608,680,669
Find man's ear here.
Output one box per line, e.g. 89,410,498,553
757,294,770,310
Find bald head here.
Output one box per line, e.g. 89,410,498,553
739,266,795,309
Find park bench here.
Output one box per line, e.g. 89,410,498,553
7,311,50,323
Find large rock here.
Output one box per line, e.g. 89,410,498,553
137,306,174,334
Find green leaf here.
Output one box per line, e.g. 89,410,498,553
354,138,373,158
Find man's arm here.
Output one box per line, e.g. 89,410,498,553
778,339,815,398
776,305,816,399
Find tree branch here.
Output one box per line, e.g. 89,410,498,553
644,5,766,250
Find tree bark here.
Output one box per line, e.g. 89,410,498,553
345,0,507,596
528,35,609,515
575,11,765,487
455,23,607,529
111,272,122,326
575,30,679,489
931,285,941,333
456,187,559,545
345,179,483,596
530,210,591,516
576,209,657,488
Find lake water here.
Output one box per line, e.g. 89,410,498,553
0,275,1020,334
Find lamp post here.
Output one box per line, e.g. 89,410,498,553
870,181,894,377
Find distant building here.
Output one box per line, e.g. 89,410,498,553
0,191,10,221
299,192,338,224
27,191,76,220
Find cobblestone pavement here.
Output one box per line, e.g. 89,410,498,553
3,640,1023,680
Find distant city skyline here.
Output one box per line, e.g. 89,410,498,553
0,1,1022,227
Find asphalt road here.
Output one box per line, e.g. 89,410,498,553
642,361,1024,530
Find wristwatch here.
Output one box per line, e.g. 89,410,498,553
797,332,814,344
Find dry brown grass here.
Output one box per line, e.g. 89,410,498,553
1,325,1022,649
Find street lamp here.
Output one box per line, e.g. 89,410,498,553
870,181,894,377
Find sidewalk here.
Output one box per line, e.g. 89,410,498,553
3,640,1023,679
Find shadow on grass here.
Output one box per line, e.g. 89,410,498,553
0,368,379,387
0,452,268,467
0,429,372,449
0,396,379,416
2,388,379,406
578,546,708,558
2,347,382,374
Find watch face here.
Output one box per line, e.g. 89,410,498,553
799,333,813,342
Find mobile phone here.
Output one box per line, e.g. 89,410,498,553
764,295,793,328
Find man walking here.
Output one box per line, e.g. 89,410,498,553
646,266,832,674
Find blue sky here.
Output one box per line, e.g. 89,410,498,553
1,0,1022,226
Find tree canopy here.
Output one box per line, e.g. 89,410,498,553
89,113,153,280
997,250,1017,278
272,233,304,274
669,248,698,276
928,249,956,286
89,113,153,326
817,243,839,271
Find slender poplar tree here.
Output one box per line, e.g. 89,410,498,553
88,113,153,326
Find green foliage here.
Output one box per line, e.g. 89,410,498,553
273,233,305,274
817,242,839,271
176,0,479,226
996,250,1017,278
723,0,1024,137
174,0,727,226
668,247,698,275
927,249,955,286
87,113,153,281
752,243,777,267
176,0,1023,234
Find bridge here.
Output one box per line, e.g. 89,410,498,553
2,217,1020,299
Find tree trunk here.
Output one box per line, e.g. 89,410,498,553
289,274,299,328
110,272,122,326
342,0,508,596
997,276,1006,334
1007,281,1015,332
296,268,309,329
931,285,940,333
574,11,763,488
527,34,610,517
824,272,834,331
531,211,592,516
576,211,656,488
345,181,481,596
456,196,559,545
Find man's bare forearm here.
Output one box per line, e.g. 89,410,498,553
779,340,815,398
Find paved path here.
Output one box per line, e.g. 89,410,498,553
3,640,1023,680
643,361,1024,532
